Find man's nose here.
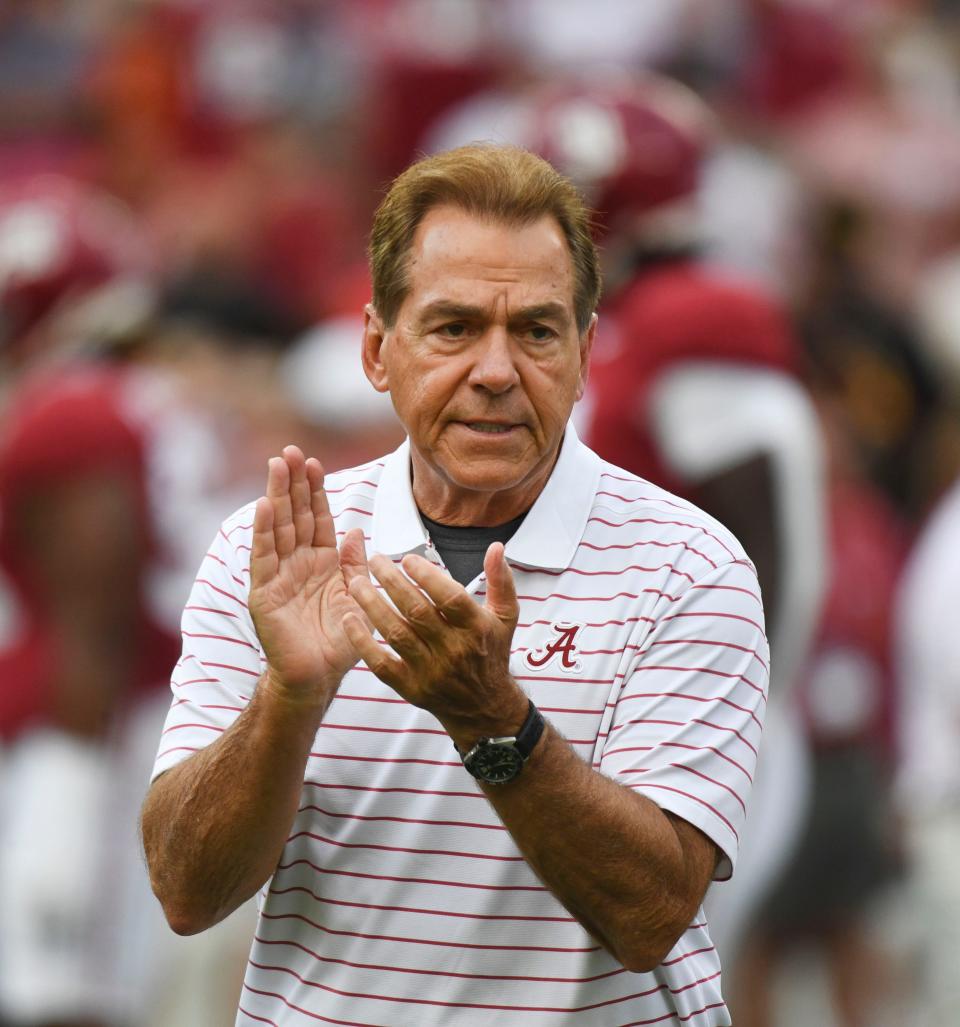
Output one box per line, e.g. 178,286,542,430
468,329,520,394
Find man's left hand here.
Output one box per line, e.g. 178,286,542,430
343,542,528,746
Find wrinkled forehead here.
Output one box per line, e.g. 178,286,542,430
402,205,577,309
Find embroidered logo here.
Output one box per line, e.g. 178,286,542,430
524,622,584,673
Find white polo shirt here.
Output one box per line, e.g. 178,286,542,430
153,423,767,1027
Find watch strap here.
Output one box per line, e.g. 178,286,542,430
510,698,545,759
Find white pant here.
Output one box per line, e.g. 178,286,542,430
901,811,960,1025
0,729,126,1022
0,701,257,1027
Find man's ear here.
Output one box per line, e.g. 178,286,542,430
575,313,598,402
362,304,390,393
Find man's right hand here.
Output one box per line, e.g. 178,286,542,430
143,445,368,934
248,445,370,707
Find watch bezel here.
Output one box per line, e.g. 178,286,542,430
458,701,545,784
462,738,526,784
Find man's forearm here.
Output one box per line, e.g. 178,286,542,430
462,721,717,972
141,676,327,935
346,543,720,973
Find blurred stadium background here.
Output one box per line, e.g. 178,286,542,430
2,1,960,1024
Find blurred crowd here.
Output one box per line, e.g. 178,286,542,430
2,1,960,1025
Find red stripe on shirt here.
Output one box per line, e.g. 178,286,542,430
259,910,601,953
285,830,527,862
267,884,575,923
254,932,626,984
274,856,546,893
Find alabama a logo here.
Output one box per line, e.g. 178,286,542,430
524,622,584,674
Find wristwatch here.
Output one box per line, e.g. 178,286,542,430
458,700,545,784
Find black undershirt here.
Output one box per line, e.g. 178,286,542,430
419,510,528,586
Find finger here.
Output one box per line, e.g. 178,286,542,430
483,542,519,625
370,554,445,636
342,614,407,692
306,458,336,549
348,574,429,662
265,456,295,557
401,553,478,628
339,528,370,587
340,529,372,631
283,445,314,548
249,496,279,587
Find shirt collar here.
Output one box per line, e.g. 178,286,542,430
370,438,430,557
370,420,601,571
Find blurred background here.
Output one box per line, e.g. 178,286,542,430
2,1,960,1024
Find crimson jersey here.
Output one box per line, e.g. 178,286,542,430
585,261,800,498
0,366,180,741
798,477,906,756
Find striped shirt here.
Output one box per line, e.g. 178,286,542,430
152,423,768,1026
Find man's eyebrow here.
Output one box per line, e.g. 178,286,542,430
414,301,486,324
509,302,570,324
412,299,573,327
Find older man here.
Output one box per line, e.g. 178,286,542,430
142,145,767,1026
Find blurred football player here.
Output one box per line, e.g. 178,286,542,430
0,175,249,1027
521,72,830,973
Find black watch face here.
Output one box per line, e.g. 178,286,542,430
466,744,524,784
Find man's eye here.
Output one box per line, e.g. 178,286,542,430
439,323,467,338
527,325,556,342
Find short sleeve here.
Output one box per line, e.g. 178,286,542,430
151,503,264,780
599,560,768,879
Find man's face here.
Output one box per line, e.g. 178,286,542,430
363,205,595,523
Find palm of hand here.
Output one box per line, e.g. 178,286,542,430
251,546,359,691
249,448,370,703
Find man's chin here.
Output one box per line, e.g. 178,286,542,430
411,438,554,510
443,462,531,494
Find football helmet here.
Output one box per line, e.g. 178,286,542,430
524,73,714,235
0,175,149,350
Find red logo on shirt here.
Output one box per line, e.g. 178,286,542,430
524,623,583,673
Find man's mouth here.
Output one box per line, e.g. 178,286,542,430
463,422,516,434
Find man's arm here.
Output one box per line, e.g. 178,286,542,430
473,718,717,971
344,544,736,972
141,677,325,934
141,447,369,934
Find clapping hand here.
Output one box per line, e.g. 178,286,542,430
343,544,528,748
249,446,370,708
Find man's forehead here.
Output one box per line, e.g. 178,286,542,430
410,206,571,264
404,205,576,298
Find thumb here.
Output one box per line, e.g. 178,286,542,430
483,542,518,625
339,527,370,586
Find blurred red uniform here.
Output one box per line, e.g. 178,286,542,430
762,475,905,930
732,470,907,1027
521,73,829,974
588,262,799,499
0,362,227,1025
0,365,180,742
522,73,826,693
